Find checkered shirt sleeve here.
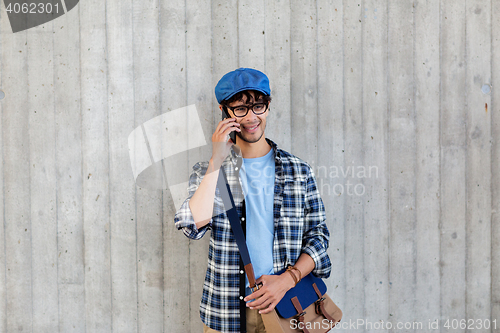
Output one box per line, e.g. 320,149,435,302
300,165,331,278
173,161,212,240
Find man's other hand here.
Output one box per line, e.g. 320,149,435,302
243,273,296,314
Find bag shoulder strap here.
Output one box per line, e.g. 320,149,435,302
216,167,258,288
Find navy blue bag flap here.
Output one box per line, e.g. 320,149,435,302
275,270,327,318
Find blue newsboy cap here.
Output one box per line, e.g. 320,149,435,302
215,68,271,104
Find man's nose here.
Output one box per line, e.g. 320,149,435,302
243,108,259,122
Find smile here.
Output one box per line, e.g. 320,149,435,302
243,123,259,133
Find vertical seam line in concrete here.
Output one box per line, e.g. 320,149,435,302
157,1,164,330
360,0,366,321
490,0,494,326
464,0,469,322
341,0,347,311
236,0,240,67
77,3,87,331
386,0,391,320
1,8,7,329
184,0,190,330
263,0,266,72
289,0,292,152
131,0,139,330
412,0,418,319
315,0,318,178
158,0,163,327
52,17,61,333
27,28,33,333
438,0,443,325
288,1,291,148
104,0,112,331
313,1,321,178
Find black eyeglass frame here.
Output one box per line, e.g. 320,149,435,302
223,102,269,118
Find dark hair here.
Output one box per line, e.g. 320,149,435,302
220,90,272,107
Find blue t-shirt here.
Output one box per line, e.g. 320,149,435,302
240,147,275,296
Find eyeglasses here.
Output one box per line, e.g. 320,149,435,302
225,102,269,117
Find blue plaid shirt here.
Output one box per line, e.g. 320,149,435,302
174,138,331,333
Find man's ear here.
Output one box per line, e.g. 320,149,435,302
220,104,227,117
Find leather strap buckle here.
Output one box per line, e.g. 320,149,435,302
296,311,307,318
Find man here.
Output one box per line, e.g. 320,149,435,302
174,68,331,333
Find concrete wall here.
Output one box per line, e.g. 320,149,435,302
0,0,498,332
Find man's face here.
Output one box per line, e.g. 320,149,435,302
223,91,269,144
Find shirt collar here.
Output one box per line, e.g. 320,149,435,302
227,138,283,168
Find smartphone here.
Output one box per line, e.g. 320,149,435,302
222,107,237,144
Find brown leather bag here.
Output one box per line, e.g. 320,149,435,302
262,296,341,333
259,273,342,333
